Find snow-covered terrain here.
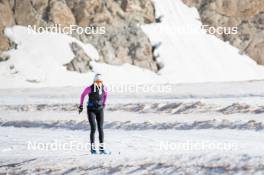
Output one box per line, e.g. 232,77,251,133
1,0,264,174
1,127,264,174
142,0,264,82
1,0,264,89
1,82,264,174
0,26,164,88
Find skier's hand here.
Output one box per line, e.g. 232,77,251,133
78,106,83,114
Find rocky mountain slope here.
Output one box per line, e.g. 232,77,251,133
0,0,158,72
1,0,264,74
183,0,264,65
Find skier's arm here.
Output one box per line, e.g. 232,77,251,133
79,87,91,107
103,86,108,107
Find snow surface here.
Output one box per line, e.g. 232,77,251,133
1,84,264,174
142,0,264,82
1,1,264,174
1,1,264,88
0,26,163,88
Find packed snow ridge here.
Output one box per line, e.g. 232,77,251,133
2,101,264,115
1,118,264,131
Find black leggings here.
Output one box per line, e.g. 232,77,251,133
87,109,104,144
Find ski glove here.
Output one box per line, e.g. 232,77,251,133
78,106,83,114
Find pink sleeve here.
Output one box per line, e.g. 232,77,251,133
103,86,108,105
79,87,91,106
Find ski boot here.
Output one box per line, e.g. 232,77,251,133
90,144,97,155
99,143,109,154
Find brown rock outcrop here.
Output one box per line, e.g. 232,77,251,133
182,0,264,64
0,0,158,72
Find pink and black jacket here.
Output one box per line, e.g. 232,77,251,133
80,84,108,110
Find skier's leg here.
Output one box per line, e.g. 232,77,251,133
96,109,105,152
96,109,107,154
96,109,104,144
88,110,96,152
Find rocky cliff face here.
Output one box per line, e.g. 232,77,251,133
183,0,264,64
0,0,158,72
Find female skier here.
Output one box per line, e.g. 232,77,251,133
79,74,108,154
